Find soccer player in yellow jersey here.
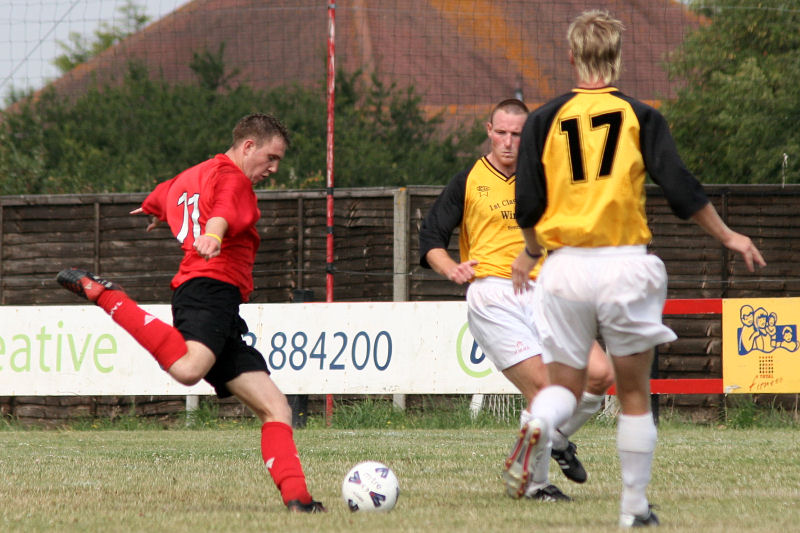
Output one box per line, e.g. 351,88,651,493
511,10,766,528
419,98,614,501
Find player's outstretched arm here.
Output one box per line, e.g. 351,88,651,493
130,207,162,232
425,248,478,285
690,203,766,272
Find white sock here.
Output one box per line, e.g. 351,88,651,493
528,386,577,485
529,435,553,486
617,412,657,517
529,385,578,430
552,391,605,450
519,406,533,429
519,406,550,487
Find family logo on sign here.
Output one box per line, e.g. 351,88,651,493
737,304,798,356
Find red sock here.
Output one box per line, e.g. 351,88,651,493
261,421,312,505
96,289,186,370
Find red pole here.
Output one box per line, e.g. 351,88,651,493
325,1,336,424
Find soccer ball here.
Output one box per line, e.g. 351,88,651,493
341,460,400,512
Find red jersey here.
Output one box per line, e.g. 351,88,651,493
142,154,261,302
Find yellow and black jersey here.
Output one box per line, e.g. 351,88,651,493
515,87,709,251
419,156,539,280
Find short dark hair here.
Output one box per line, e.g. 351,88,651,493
232,113,290,149
489,98,529,123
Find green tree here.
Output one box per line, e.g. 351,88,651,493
0,60,483,194
52,1,150,73
189,43,240,92
661,0,800,184
320,70,485,188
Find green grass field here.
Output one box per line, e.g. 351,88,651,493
1,421,798,532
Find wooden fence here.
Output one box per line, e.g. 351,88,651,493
1,184,798,423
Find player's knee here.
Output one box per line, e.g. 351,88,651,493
586,367,615,394
172,370,204,387
586,353,615,394
167,344,214,386
167,360,206,386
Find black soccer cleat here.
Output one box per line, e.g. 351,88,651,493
56,268,124,303
286,499,327,513
525,483,572,502
551,440,587,483
619,505,660,528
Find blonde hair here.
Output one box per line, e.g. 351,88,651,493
567,10,625,85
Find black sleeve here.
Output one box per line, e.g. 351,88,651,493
515,94,571,228
625,96,709,219
418,167,470,269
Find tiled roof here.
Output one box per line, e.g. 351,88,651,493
41,0,700,118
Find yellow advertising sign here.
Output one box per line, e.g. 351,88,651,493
722,298,800,393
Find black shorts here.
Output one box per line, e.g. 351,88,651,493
172,277,269,398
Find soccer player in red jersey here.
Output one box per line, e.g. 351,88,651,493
57,113,325,513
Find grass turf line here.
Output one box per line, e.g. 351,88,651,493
0,423,799,532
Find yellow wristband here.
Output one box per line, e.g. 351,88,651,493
204,233,223,244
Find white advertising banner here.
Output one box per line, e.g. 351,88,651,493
0,302,516,396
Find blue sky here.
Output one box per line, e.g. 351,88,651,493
0,0,187,95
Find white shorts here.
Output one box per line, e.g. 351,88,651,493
532,246,677,369
466,277,542,371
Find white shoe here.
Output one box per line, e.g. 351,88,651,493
501,418,548,499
